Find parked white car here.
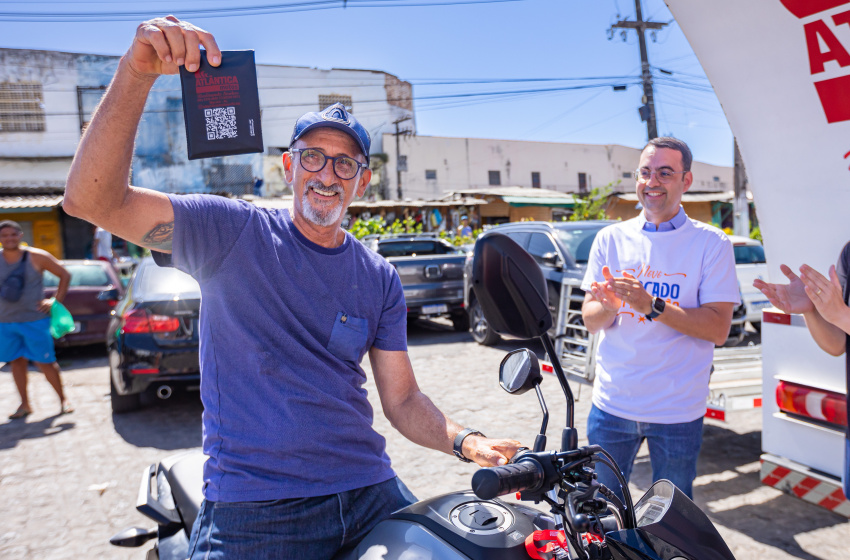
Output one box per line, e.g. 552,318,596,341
728,235,769,330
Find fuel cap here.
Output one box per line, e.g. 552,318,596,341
449,502,514,535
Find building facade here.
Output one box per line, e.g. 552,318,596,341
0,47,413,257
382,134,733,203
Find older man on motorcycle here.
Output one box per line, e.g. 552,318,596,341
63,16,521,559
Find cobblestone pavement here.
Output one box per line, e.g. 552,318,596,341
0,320,847,559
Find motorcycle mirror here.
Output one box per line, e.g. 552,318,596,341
500,349,549,452
470,233,552,339
109,526,157,548
499,349,542,395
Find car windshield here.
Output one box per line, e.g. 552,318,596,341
44,264,112,287
734,244,766,264
556,226,607,264
377,241,457,257
138,264,201,299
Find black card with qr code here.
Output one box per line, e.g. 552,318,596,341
179,50,264,160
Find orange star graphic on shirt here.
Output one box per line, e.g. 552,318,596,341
638,315,646,324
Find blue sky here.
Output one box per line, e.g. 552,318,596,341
0,0,734,167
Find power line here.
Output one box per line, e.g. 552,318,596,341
2,80,639,120
0,0,525,21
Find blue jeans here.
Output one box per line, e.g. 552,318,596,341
187,477,417,559
587,405,704,501
844,437,850,499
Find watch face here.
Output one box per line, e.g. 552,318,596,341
653,298,666,313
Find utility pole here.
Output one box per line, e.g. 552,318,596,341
733,139,750,237
393,116,412,200
610,0,667,140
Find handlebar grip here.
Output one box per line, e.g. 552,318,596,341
472,460,544,500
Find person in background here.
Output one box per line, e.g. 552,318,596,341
581,137,739,500
253,176,264,197
458,215,473,238
0,220,74,419
754,246,850,502
93,225,114,262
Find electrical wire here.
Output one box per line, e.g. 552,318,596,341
0,0,526,21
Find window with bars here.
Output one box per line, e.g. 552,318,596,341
318,94,353,112
488,170,501,186
0,82,45,133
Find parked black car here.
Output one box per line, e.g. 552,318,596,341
464,220,615,345
364,235,468,330
106,257,200,413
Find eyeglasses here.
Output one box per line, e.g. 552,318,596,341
290,148,367,180
634,168,688,184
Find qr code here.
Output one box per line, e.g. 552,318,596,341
204,107,237,140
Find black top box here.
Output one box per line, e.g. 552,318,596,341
179,50,264,160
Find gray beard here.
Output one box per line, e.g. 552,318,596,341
301,180,344,227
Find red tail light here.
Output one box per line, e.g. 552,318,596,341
122,309,179,334
776,380,847,429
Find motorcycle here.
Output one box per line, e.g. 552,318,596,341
110,233,736,560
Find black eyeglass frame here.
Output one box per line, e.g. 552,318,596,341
290,148,368,180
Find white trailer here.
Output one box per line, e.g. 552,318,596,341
668,0,850,517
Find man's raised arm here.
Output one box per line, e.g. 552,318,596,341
63,16,221,253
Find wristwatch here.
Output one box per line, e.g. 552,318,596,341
646,297,666,321
453,428,485,463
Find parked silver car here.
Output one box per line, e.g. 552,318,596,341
729,235,769,330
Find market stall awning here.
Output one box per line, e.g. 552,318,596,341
615,191,750,203
0,194,64,211
501,195,578,208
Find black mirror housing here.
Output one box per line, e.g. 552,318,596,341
499,349,542,395
471,233,552,340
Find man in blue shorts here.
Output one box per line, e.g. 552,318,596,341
1,220,73,419
63,16,522,559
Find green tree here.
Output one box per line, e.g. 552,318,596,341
349,217,386,239
568,182,615,221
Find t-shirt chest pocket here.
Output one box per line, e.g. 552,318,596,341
327,311,368,364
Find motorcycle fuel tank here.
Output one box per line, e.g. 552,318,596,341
342,491,550,560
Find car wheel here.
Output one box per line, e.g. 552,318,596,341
469,298,500,346
109,351,141,413
451,311,470,332
111,377,141,413
563,313,589,354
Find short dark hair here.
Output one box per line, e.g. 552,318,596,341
644,137,692,172
0,220,23,234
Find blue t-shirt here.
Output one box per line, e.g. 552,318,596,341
167,194,408,502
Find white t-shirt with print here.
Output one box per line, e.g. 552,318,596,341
581,215,740,423
94,227,112,260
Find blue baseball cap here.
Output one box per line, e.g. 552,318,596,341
290,103,371,164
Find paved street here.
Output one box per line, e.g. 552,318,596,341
0,319,848,559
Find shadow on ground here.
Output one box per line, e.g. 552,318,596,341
112,389,203,450
0,413,75,450
630,422,846,560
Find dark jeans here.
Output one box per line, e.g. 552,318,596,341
187,477,417,559
588,404,704,501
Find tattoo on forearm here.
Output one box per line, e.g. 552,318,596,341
142,221,174,250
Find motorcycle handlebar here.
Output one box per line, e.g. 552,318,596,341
472,459,544,500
